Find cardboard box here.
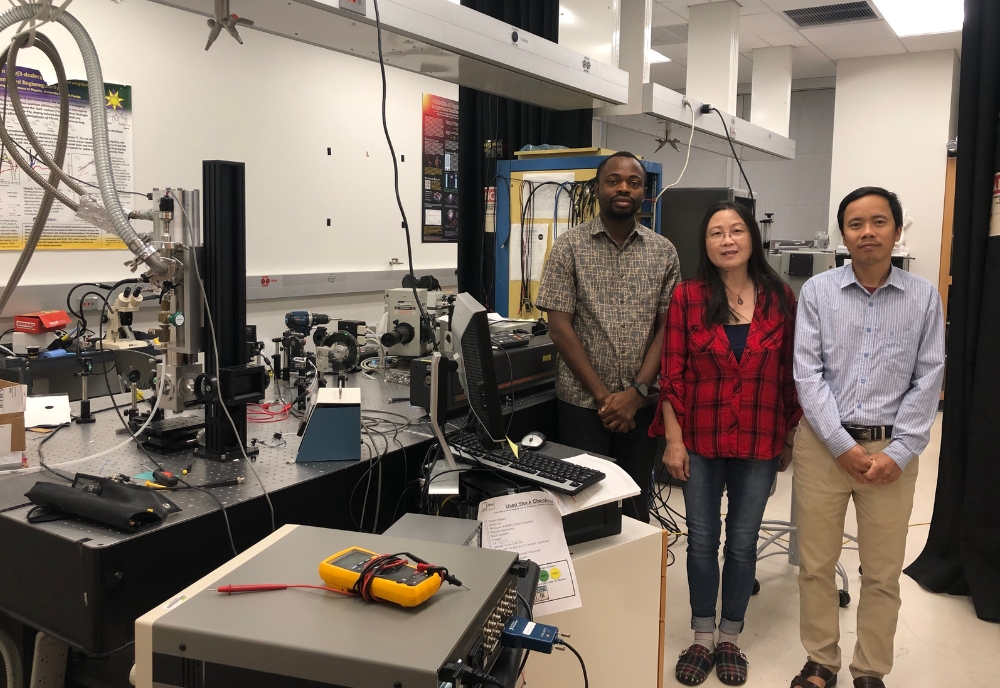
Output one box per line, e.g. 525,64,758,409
14,310,71,334
0,379,27,452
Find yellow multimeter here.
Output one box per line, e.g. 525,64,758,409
318,547,443,608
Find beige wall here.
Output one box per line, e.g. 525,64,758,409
828,50,960,286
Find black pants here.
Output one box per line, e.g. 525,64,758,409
557,400,657,524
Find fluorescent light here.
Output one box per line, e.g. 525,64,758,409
872,0,962,37
648,49,671,64
560,8,575,24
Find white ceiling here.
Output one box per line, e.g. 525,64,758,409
559,1,618,66
644,0,961,90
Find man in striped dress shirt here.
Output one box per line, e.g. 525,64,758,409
789,187,945,688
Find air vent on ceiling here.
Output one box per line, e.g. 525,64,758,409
784,1,877,28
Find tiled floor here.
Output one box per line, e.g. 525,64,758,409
656,414,1000,686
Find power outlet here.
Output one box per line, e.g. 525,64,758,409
29,633,68,688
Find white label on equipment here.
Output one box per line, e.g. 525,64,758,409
163,594,189,610
522,621,536,635
0,424,10,453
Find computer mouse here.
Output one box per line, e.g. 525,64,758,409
520,431,547,450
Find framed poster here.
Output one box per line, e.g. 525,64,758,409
421,94,459,243
0,66,134,251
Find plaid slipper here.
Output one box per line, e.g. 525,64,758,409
715,642,749,685
675,644,715,686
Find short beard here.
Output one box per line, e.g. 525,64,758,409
605,199,637,219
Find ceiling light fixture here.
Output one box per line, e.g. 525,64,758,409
872,0,962,37
648,49,671,64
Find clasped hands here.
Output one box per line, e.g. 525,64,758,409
836,444,902,485
597,389,643,433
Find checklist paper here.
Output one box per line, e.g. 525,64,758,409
478,490,582,617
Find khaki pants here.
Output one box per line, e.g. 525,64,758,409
792,420,918,680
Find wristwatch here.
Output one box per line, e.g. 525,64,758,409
631,380,649,398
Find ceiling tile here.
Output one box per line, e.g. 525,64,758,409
900,31,962,53
739,11,794,35
740,35,771,51
649,60,687,90
760,30,811,47
651,24,689,45
662,0,712,21
799,20,894,45
819,36,907,60
790,45,837,79
651,3,687,27
650,43,689,64
737,0,772,14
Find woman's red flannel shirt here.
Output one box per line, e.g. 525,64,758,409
649,279,802,460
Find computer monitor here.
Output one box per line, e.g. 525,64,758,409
450,292,506,444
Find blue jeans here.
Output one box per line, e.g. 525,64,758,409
684,451,780,635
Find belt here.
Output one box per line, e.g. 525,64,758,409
842,424,893,442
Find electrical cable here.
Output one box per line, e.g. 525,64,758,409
95,299,240,557
0,30,71,318
514,589,534,679
651,100,696,232
37,423,73,481
170,190,276,534
349,413,410,532
710,106,754,201
46,372,165,469
498,344,516,436
0,3,171,286
556,639,588,688
26,346,239,554
0,132,147,200
371,0,434,343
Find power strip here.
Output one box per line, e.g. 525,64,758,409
29,633,68,688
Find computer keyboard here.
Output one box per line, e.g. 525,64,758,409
448,432,605,496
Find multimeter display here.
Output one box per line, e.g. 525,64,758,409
329,549,432,587
318,547,444,607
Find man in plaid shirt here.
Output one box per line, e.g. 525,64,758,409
536,151,681,523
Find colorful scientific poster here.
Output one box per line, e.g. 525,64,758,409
421,94,459,243
0,66,134,250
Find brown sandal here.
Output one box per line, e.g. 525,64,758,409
790,660,838,688
853,678,884,688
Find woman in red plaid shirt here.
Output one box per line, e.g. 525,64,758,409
650,201,801,686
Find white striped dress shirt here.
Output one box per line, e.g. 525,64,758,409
793,265,945,469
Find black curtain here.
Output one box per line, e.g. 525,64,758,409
904,0,1000,623
457,0,593,306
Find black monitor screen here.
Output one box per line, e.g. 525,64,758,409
451,293,505,443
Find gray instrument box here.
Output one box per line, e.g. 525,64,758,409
136,525,518,688
385,513,483,548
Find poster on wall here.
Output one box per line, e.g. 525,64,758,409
421,94,459,243
0,66,134,251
